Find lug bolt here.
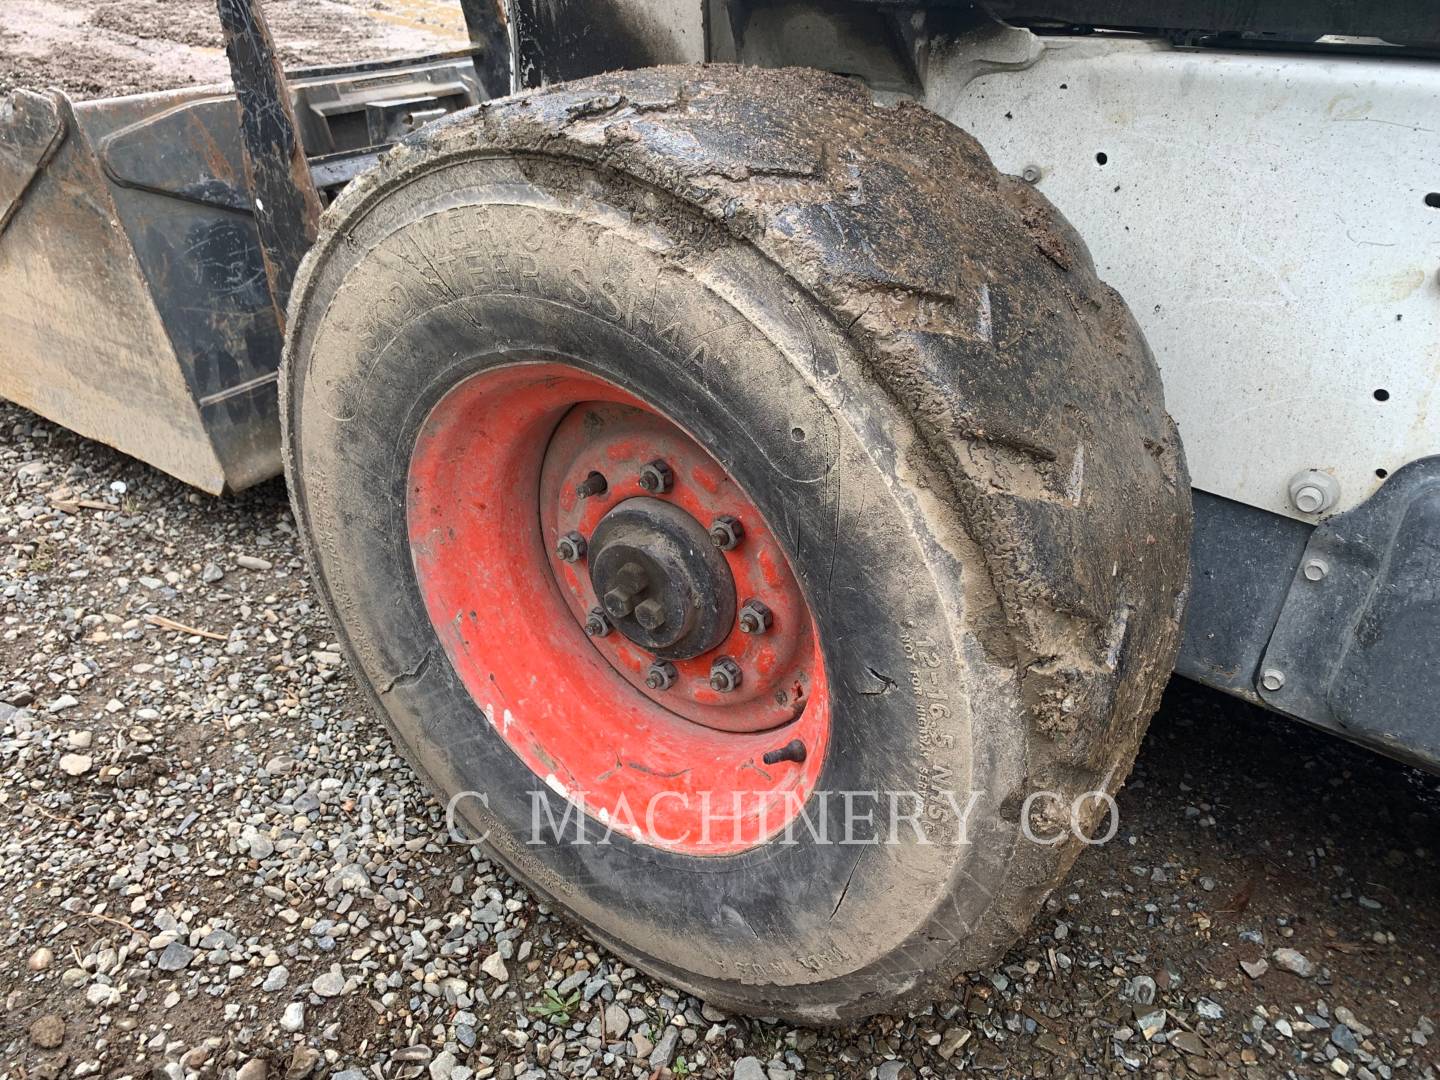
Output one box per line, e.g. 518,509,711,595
709,656,743,693
575,471,608,498
634,597,667,631
638,459,674,494
709,515,743,551
738,599,772,634
602,561,648,619
584,608,611,637
555,531,587,562
604,587,636,619
1260,667,1286,692
645,659,677,691
1303,558,1329,582
762,738,807,765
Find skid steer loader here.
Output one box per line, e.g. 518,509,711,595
1,0,1435,1020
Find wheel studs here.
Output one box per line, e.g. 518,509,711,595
603,588,635,619
638,459,673,494
762,738,807,765
602,561,648,620
645,659,677,691
737,599,772,634
584,608,611,637
575,471,608,498
634,597,667,631
709,515,743,551
555,531,587,562
709,656,742,693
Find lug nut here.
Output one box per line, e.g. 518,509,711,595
645,659,677,691
709,515,743,551
1260,667,1286,692
634,597,667,631
638,459,674,494
709,656,742,693
584,608,611,637
575,471,608,498
737,599,772,634
555,531,587,562
762,738,807,765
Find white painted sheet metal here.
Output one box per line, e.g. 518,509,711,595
931,37,1440,520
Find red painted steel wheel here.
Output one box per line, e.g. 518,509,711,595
407,364,829,854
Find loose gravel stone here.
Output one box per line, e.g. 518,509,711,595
287,1047,321,1078
85,983,119,1006
1273,947,1315,977
281,1002,305,1033
262,965,289,992
1131,974,1157,1005
650,1025,680,1070
156,942,194,971
938,1027,973,1060
29,1014,65,1049
603,1002,630,1039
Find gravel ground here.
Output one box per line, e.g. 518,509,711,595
4,404,1439,1080
3,4,1440,1078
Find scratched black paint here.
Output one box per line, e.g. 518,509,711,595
215,0,323,325
457,0,513,96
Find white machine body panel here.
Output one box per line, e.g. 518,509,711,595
930,37,1440,520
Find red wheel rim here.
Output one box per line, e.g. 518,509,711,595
406,363,830,855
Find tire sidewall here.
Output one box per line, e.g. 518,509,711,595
284,153,1030,1017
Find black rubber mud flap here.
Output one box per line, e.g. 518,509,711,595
282,65,1191,1021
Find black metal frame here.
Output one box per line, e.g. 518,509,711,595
215,0,509,327
216,0,324,327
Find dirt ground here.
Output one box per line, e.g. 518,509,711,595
0,0,467,99
1,4,1439,1080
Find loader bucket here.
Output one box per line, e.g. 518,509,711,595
0,54,482,493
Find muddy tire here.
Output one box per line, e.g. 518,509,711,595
281,65,1191,1022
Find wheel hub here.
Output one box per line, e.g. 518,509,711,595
541,401,814,734
588,498,736,659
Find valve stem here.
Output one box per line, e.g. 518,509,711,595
762,739,807,765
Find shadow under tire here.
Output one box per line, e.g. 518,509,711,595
281,65,1191,1022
